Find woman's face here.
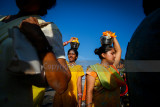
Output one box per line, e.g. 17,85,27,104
102,48,116,64
68,50,77,62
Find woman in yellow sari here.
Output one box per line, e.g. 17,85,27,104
84,31,125,107
53,48,84,107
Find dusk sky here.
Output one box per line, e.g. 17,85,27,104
0,0,145,61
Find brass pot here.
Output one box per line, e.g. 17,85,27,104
100,36,113,45
70,42,80,49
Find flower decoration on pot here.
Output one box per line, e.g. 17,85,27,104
70,37,80,49
100,31,116,45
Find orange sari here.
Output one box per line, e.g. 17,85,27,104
82,63,125,107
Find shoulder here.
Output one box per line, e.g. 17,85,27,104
75,65,85,76
76,65,83,68
50,22,59,30
87,63,100,71
75,65,84,72
0,15,6,21
37,18,59,30
86,66,97,78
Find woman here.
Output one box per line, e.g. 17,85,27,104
0,0,70,106
85,33,125,107
53,47,84,107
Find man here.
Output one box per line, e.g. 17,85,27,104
125,1,160,106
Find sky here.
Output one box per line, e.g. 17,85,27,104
0,0,145,62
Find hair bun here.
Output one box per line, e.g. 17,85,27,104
94,48,99,55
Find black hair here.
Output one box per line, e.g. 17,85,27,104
39,0,56,16
68,48,78,57
143,0,160,16
16,0,56,16
94,45,113,59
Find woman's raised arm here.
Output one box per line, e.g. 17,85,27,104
113,37,122,68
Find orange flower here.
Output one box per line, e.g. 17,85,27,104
102,31,117,38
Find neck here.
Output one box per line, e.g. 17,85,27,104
69,61,76,65
101,60,110,67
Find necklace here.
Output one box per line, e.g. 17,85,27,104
68,63,76,67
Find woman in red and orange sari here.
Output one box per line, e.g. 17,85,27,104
83,32,125,107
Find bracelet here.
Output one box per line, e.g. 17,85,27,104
64,41,69,45
78,93,82,96
79,97,82,100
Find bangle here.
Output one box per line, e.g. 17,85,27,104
64,41,69,45
79,97,82,100
78,93,82,96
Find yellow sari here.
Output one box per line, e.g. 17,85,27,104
53,63,84,107
32,86,45,107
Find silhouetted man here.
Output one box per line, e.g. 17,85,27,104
125,0,160,107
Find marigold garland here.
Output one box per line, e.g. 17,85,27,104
72,37,79,43
102,31,117,38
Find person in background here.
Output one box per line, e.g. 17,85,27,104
0,0,71,106
125,0,160,106
53,38,84,107
117,59,129,107
85,31,125,107
117,59,126,80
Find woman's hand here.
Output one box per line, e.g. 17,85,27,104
68,37,76,43
63,37,77,46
